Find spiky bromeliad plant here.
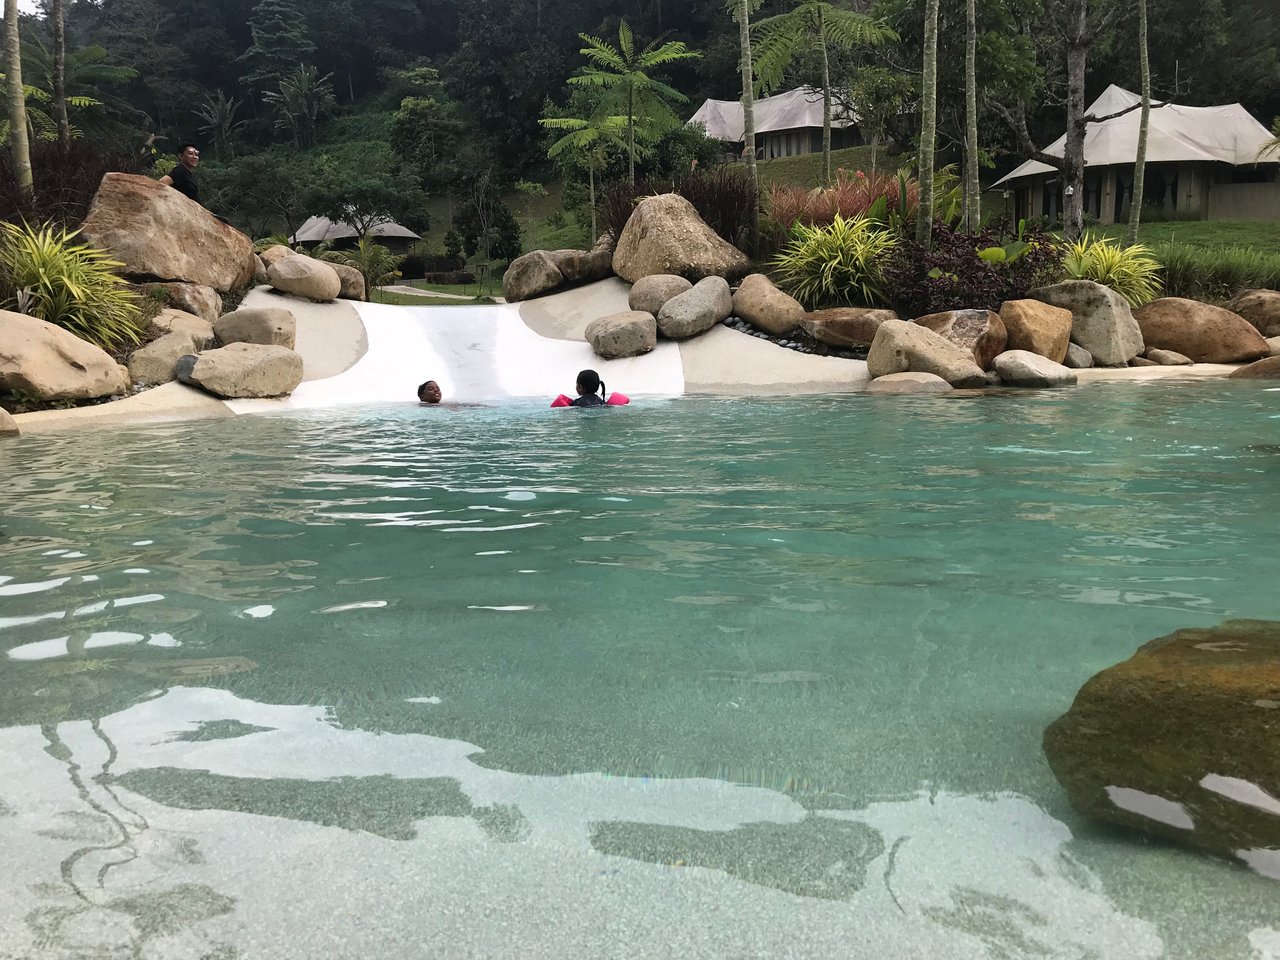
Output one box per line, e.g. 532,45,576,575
1061,234,1164,306
0,221,143,348
771,213,898,308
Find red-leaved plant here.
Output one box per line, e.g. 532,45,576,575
766,168,920,232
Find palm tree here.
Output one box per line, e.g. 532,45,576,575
730,0,763,244
263,64,334,149
752,1,897,186
1124,0,1150,246
1261,119,1280,162
963,0,979,230
567,21,700,184
542,113,632,241
915,0,940,247
45,0,67,149
194,90,246,160
3,0,32,209
21,44,139,140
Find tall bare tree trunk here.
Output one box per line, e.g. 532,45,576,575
4,0,33,211
1061,0,1088,240
627,82,636,184
737,0,758,245
963,0,979,230
589,163,597,242
915,0,940,247
1125,0,1150,246
50,0,69,150
818,6,832,185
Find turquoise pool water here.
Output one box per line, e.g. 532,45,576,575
1,384,1278,959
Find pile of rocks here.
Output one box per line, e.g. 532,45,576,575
502,248,614,302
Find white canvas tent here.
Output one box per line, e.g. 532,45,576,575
993,85,1279,223
688,87,860,159
290,216,420,246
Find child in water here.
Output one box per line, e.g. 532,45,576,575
550,369,629,407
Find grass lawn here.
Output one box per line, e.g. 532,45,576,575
405,279,489,297
1095,219,1280,249
756,145,890,188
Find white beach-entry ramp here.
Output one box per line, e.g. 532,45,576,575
225,300,685,412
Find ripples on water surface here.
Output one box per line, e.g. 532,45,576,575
1,384,1279,959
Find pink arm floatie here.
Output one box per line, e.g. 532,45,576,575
606,392,630,405
550,394,574,408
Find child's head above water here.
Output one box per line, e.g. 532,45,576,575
576,369,603,398
417,380,442,404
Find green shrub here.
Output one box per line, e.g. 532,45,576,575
1061,234,1163,306
1151,242,1280,303
771,214,898,308
0,222,144,348
320,236,404,293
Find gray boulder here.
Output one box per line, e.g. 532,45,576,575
549,249,613,285
585,310,658,359
176,342,304,398
1030,280,1144,366
629,275,692,315
1229,289,1280,337
800,308,898,349
259,245,294,269
1130,356,1159,367
1268,337,1280,358
253,254,268,285
149,308,214,348
267,255,342,302
329,262,367,301
0,310,130,400
913,308,1008,370
0,407,17,437
127,331,198,385
1145,348,1193,366
1064,342,1094,368
160,282,222,322
866,319,987,388
612,193,750,284
657,276,733,339
215,307,296,349
732,274,805,337
502,251,564,302
993,349,1078,387
864,372,953,395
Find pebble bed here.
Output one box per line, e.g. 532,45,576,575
720,316,868,361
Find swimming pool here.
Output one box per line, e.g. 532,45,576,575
2,384,1278,959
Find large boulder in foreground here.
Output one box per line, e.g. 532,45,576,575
800,308,897,350
913,309,1007,370
866,319,986,388
502,251,564,303
585,311,657,359
267,255,341,302
0,311,129,400
732,274,805,337
657,276,733,339
127,331,197,385
629,274,692,315
612,193,750,284
176,342,303,398
1229,356,1280,380
81,173,254,293
1044,620,1280,874
1230,289,1280,338
999,299,1072,363
993,350,1077,388
1133,297,1270,363
215,307,296,349
1030,280,1144,367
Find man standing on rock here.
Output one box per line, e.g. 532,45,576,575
159,143,201,204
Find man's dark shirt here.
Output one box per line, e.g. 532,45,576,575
169,164,199,203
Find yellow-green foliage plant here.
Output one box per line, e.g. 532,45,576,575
0,221,144,348
1061,234,1163,306
771,214,898,308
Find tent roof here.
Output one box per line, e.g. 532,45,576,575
291,215,420,244
688,87,855,141
994,85,1276,186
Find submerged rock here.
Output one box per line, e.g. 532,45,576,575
864,372,953,395
1044,619,1280,874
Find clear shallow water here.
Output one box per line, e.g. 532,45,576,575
1,384,1279,959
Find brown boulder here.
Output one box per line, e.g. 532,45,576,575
999,299,1072,363
1134,297,1269,364
866,319,987,388
1229,356,1280,380
585,311,658,359
799,308,897,350
502,251,564,302
1229,289,1280,337
149,309,214,348
215,307,296,349
612,193,750,284
1044,620,1280,871
259,245,294,269
267,255,342,302
329,262,367,301
176,342,303,398
160,282,221,322
0,311,130,400
0,407,17,436
81,173,254,292
629,275,692,315
913,309,1008,370
732,274,805,337
126,331,197,385
549,249,613,285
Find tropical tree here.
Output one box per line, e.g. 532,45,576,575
847,66,913,176
21,44,139,135
567,21,700,184
541,113,631,241
45,0,68,149
1124,0,1149,246
239,0,315,95
320,236,403,294
3,0,31,208
752,0,897,186
915,0,940,246
263,65,335,149
963,0,979,230
729,0,764,236
1260,119,1280,162
194,90,246,161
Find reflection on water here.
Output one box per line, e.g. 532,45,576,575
2,386,1279,957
